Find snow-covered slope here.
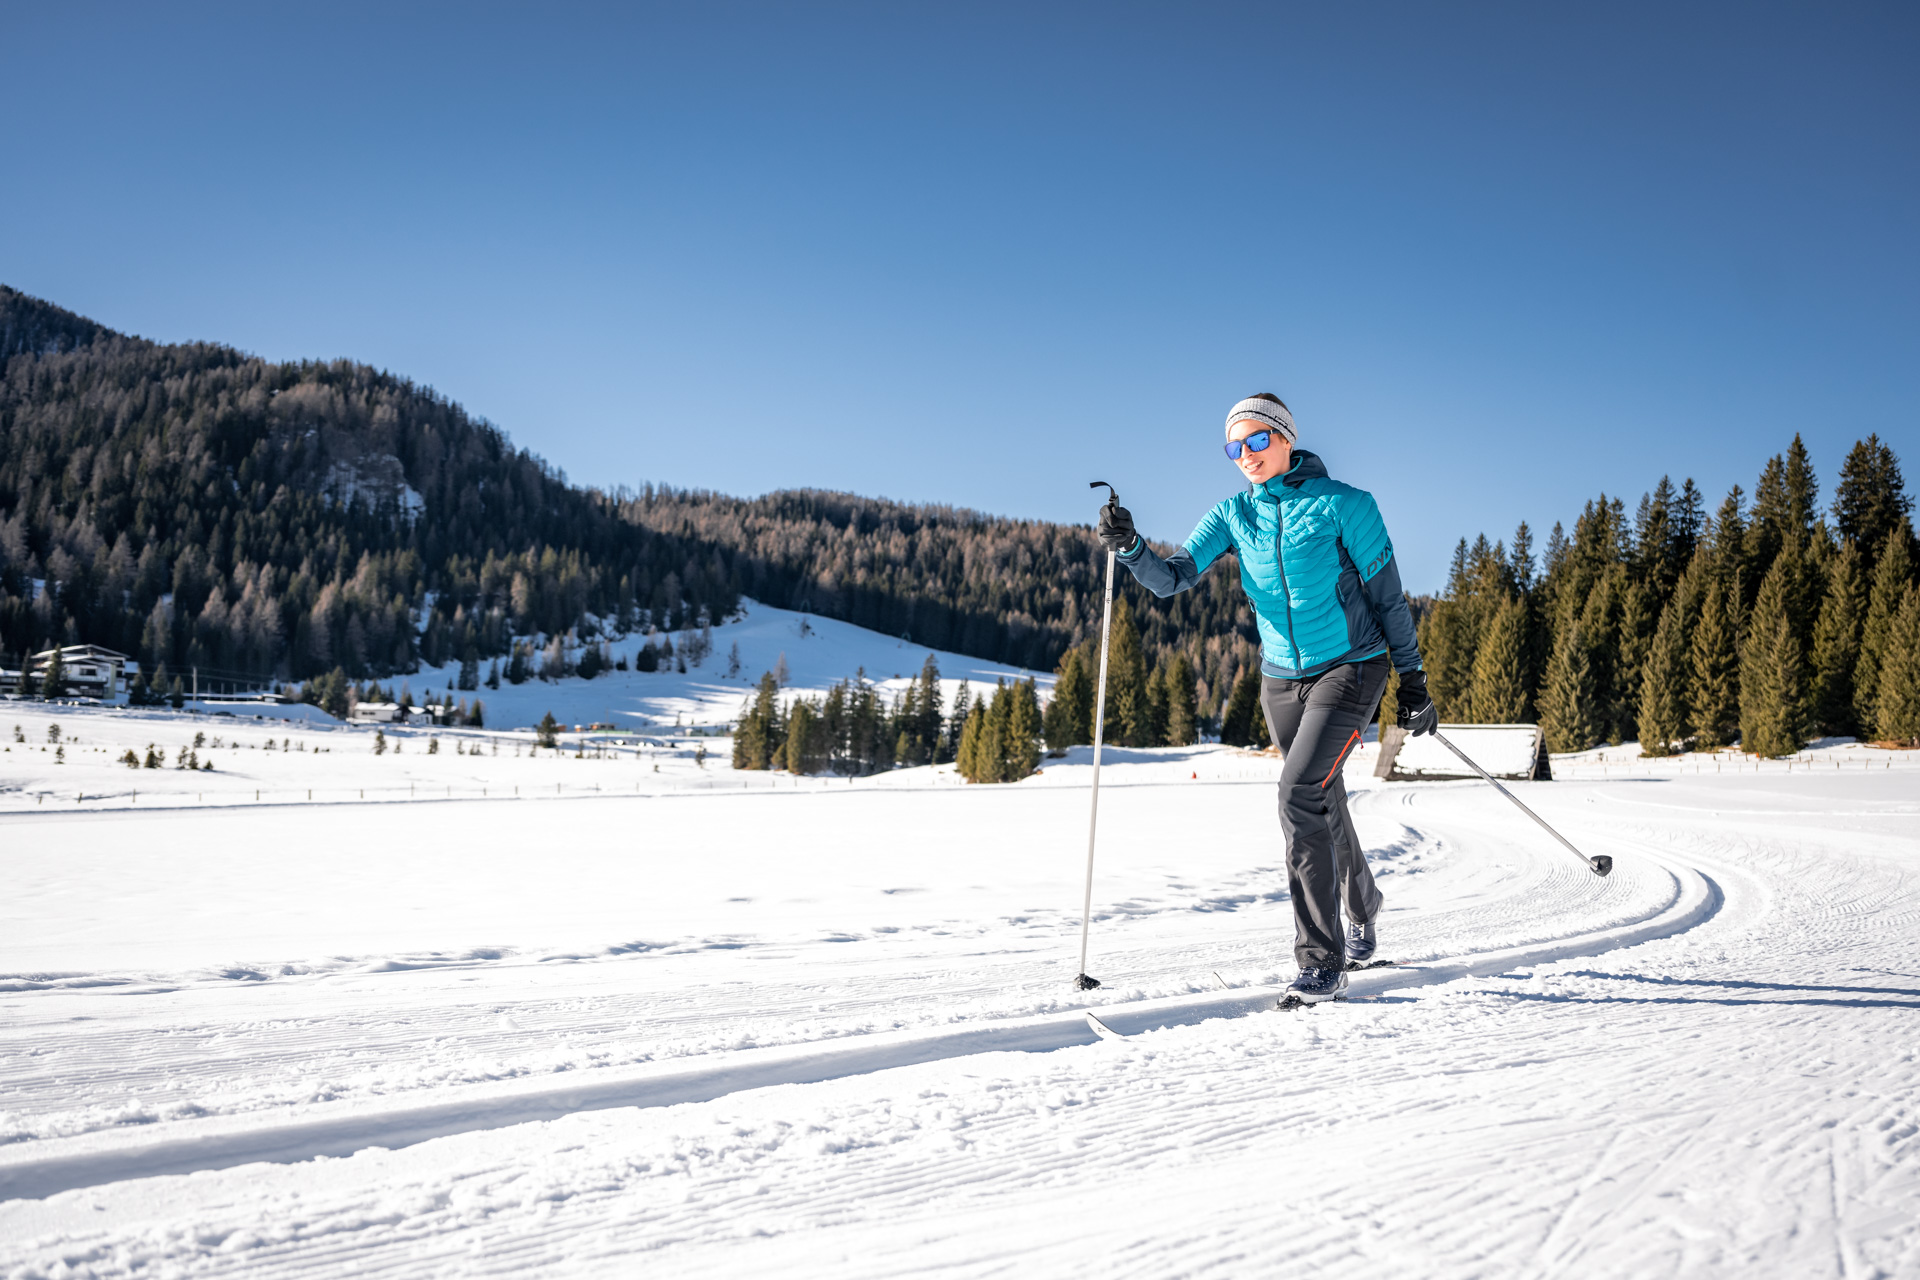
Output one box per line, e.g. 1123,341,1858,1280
2,726,1917,1276
404,597,1052,731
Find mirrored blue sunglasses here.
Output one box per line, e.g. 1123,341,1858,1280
1224,429,1282,461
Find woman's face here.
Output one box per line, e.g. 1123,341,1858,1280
1229,418,1293,485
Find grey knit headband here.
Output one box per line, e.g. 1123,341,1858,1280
1225,397,1296,444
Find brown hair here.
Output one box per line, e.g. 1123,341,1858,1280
1248,392,1290,412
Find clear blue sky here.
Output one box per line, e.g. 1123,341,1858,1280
5,2,1915,591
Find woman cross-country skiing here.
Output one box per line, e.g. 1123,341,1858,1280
1096,393,1436,1004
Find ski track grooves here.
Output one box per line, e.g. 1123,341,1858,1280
0,827,1721,1204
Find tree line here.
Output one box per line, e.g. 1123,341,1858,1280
1413,434,1918,755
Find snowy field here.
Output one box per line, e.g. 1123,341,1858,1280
2,700,1918,1277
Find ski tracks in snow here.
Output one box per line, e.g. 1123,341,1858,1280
3,764,1919,1276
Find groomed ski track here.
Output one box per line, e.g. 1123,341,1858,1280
0,799,1722,1202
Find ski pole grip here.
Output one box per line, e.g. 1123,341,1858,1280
1089,480,1119,510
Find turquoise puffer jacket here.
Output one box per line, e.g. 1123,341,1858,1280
1119,450,1422,680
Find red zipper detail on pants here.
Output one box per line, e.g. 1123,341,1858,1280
1320,729,1361,788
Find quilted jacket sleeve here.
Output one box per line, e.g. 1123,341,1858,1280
1118,501,1232,598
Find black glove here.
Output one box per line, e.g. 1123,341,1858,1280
1096,504,1138,554
1396,670,1437,737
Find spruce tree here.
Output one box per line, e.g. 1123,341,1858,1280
1142,663,1170,747
916,655,944,762
1809,539,1866,737
1855,531,1914,734
955,692,983,780
1219,665,1265,747
948,679,971,759
1689,578,1742,749
1465,595,1527,723
1873,585,1920,745
980,681,1010,783
1539,623,1599,752
1712,486,1750,607
1164,652,1199,745
785,701,822,774
39,648,66,700
1006,677,1043,779
536,710,561,749
1739,553,1809,757
1044,649,1093,748
1419,538,1485,715
1613,576,1655,743
1637,593,1690,755
1575,566,1624,742
1832,434,1913,569
1103,596,1150,747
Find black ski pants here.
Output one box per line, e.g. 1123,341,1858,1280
1259,656,1391,971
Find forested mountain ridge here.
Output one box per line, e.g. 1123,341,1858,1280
0,285,738,686
0,285,1269,716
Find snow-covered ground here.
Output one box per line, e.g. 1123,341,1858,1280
2,694,1917,1277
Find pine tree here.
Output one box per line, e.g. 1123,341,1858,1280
1855,531,1914,734
1873,585,1920,745
1575,566,1624,742
785,701,825,774
1465,595,1528,723
1044,648,1093,748
947,679,971,759
1739,553,1809,757
1833,434,1913,570
1690,578,1742,749
536,711,560,749
1420,538,1485,715
39,648,66,700
458,643,480,691
916,655,944,762
1613,577,1655,743
1636,550,1704,755
732,673,782,769
1006,677,1043,779
955,691,983,780
1103,596,1150,746
1809,540,1866,737
1142,663,1170,747
1163,652,1199,745
1712,486,1750,607
1637,598,1689,756
1540,623,1599,752
1219,665,1265,747
981,681,1010,782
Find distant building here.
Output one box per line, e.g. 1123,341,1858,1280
0,667,21,696
24,645,135,700
351,701,403,724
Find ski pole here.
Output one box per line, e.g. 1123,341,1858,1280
1430,730,1613,877
1074,481,1120,990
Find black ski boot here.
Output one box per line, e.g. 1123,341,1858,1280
1278,966,1348,1009
1344,919,1377,966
